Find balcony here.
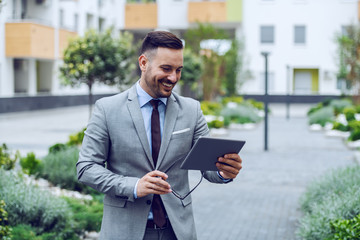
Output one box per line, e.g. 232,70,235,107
5,22,55,59
125,3,157,29
59,29,77,58
188,0,242,23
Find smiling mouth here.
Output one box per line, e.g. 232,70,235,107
161,81,174,89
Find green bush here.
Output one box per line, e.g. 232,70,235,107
297,166,360,240
64,197,103,232
343,106,357,122
221,105,261,124
207,119,224,129
245,98,264,110
348,120,360,141
67,128,86,146
0,169,77,238
48,143,69,154
0,143,19,170
330,98,353,115
307,103,323,116
308,106,334,127
221,96,244,105
20,152,42,175
38,147,85,191
326,214,360,240
0,200,11,240
332,122,350,132
200,101,222,116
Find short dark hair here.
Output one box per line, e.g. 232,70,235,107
140,31,183,56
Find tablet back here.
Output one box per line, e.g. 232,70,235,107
180,136,245,171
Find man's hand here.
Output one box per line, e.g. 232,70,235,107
216,153,243,180
137,170,172,198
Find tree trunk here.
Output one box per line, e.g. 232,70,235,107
88,83,93,120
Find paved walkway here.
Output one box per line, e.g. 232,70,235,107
0,103,358,240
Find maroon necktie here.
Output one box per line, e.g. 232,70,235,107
150,99,166,228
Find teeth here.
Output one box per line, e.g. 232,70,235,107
162,82,172,87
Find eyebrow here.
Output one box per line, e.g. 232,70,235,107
160,64,183,69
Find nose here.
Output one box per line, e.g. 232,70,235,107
168,71,177,83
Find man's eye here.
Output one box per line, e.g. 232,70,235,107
162,67,171,72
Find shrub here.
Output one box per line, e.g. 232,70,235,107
200,101,222,116
221,105,261,124
48,143,69,154
330,98,353,115
67,128,86,146
38,147,84,191
221,96,244,105
207,119,224,129
307,102,323,116
20,152,42,175
0,169,77,238
64,197,103,232
245,98,264,110
0,200,11,240
348,120,360,141
0,143,19,170
297,166,360,240
327,214,360,240
332,122,350,132
343,106,357,121
308,106,334,127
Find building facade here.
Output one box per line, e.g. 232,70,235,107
242,0,359,96
0,0,359,107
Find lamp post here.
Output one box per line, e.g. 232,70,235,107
286,65,290,120
261,52,270,151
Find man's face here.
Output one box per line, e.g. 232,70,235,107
139,47,183,99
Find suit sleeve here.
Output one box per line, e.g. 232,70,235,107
192,101,228,184
76,100,138,202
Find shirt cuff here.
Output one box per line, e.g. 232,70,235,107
134,179,140,199
217,171,233,183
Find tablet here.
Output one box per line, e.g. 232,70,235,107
180,136,246,171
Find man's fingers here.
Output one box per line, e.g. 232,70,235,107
137,170,172,197
148,170,168,180
216,154,243,179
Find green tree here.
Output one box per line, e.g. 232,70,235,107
336,24,360,100
60,28,136,115
184,23,248,100
180,48,203,98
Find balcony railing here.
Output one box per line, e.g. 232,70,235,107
5,22,55,59
125,2,157,29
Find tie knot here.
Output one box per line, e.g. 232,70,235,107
150,99,160,110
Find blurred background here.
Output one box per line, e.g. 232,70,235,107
0,0,358,113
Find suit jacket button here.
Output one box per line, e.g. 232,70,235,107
146,200,151,205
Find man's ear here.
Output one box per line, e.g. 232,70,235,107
138,55,148,72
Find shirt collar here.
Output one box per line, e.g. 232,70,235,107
136,80,167,107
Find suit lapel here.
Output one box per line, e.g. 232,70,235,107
127,85,154,168
157,94,179,168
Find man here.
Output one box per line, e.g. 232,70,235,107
77,31,242,240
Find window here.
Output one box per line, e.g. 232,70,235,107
260,26,275,44
294,25,306,44
59,9,64,28
99,18,105,33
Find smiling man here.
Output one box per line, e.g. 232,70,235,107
77,31,243,240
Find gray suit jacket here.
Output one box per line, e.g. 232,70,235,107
77,84,227,240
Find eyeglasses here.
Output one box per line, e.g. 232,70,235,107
171,172,204,200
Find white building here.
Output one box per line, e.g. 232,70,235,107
0,0,358,111
0,0,125,99
242,0,359,96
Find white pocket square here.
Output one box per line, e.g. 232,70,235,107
172,128,190,135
